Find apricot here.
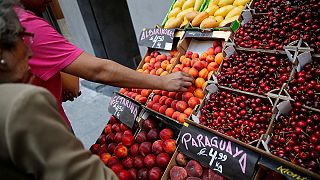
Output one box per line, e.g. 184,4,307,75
207,62,218,72
182,66,191,73
150,69,156,75
156,68,164,76
215,52,224,64
194,88,205,99
182,58,192,67
170,57,177,64
141,89,152,97
172,67,181,72
165,108,175,117
161,60,169,69
150,58,156,64
137,69,143,73
160,71,168,76
199,68,209,79
143,69,150,74
195,77,206,89
206,55,215,63
188,67,199,78
202,81,208,90
191,53,199,59
178,113,188,123
192,61,204,71
200,52,208,61
184,107,193,116
207,47,215,55
166,64,173,71
100,153,111,165
163,139,176,154
179,55,186,63
182,92,194,102
144,56,151,63
172,111,180,120
142,63,149,70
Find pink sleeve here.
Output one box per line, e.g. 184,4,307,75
21,14,84,81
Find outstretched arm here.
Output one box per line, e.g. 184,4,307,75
63,52,194,92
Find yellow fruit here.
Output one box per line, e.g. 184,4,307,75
186,11,199,21
233,0,250,6
182,0,196,10
168,7,182,18
225,6,243,19
173,0,186,9
180,17,189,28
200,16,218,28
214,5,235,17
219,15,239,26
194,0,204,11
209,0,220,7
205,5,219,16
164,16,184,28
214,16,224,23
218,0,234,7
192,11,209,27
177,8,194,18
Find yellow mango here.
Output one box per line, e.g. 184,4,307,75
233,0,250,6
214,16,224,23
180,17,189,27
200,16,219,28
209,0,220,7
218,0,234,7
173,0,186,9
219,15,239,26
194,0,204,11
205,5,219,16
214,5,235,17
182,0,196,10
177,8,194,18
168,7,182,18
164,16,184,28
225,6,243,19
192,11,209,26
186,11,199,21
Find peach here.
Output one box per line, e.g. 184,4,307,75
207,62,219,71
122,134,134,146
170,57,177,64
100,153,111,164
141,89,152,97
160,54,167,61
215,52,224,64
178,113,188,123
153,90,161,95
170,166,187,180
163,139,176,154
206,55,215,63
165,108,175,117
182,66,191,73
150,57,156,64
207,47,215,55
185,160,203,177
172,67,181,72
130,143,139,156
146,101,154,109
175,92,183,100
142,63,149,70
159,128,174,141
168,92,176,98
184,107,193,116
134,155,144,169
147,63,154,71
191,53,199,59
159,96,167,105
123,91,129,96
188,97,201,109
130,92,138,99
156,68,164,76
114,144,128,158
188,67,199,78
186,51,193,58
183,58,192,67
182,92,194,102
199,68,209,79
152,140,164,154
127,92,134,98
160,71,168,76
179,55,186,63
147,128,159,142
144,154,157,169
176,101,188,112
156,152,171,168
148,167,162,180
165,98,174,107
191,59,198,67
112,123,121,132
150,69,156,75
167,55,173,61
119,88,127,94
122,156,134,168
144,69,150,74
176,152,188,166
136,131,147,143
144,56,151,63
171,100,178,110
200,52,208,61
120,123,129,132
123,130,133,136
194,88,205,99
214,46,222,54
195,77,206,89
152,103,161,112
172,111,180,120
135,94,142,101
105,133,114,144
139,97,148,104
152,94,161,103
156,55,162,62
166,64,173,71
159,105,167,114
139,142,152,156
201,61,208,68
161,90,169,96
193,61,204,71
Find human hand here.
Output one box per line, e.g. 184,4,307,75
160,72,194,92
62,90,81,102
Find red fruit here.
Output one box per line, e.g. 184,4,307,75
136,131,147,143
176,101,188,112
152,95,161,103
170,166,187,180
107,143,117,153
168,92,176,98
165,98,174,107
175,92,183,100
122,156,134,168
90,144,100,153
108,156,121,167
114,144,128,158
193,61,204,71
161,91,169,96
176,152,188,166
100,153,111,165
159,105,168,114
139,97,148,104
112,123,121,133
122,134,134,146
159,128,174,140
182,92,194,102
143,118,157,131
147,128,159,142
163,139,176,154
117,170,131,180
152,140,164,154
120,123,129,132
186,177,201,180
185,160,203,177
114,132,123,143
156,153,171,168
172,111,181,120
188,97,201,109
146,101,154,108
104,124,112,134
149,167,162,180
144,154,157,169
98,135,106,144
152,103,161,112
130,143,139,156
139,142,152,156
110,163,123,174
109,116,118,124
134,155,144,169
128,168,137,180
105,133,114,143
214,46,222,54
165,108,175,117
171,100,178,110
137,168,148,180
123,130,133,136
159,96,167,105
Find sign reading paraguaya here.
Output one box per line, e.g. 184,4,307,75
179,124,260,180
108,93,141,128
139,28,175,50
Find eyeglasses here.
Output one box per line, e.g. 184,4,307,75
18,31,34,46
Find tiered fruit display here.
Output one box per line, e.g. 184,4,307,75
119,50,178,104
236,0,320,53
288,61,320,109
169,152,226,180
92,116,177,180
199,89,273,143
268,107,320,174
189,0,250,28
164,0,205,28
146,40,224,123
218,51,292,94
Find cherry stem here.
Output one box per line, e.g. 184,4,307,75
301,130,310,137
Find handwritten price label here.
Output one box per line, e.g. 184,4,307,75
139,28,175,50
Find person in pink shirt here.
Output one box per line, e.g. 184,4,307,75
16,0,194,130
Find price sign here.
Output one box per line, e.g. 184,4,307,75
179,124,260,180
258,156,312,180
108,93,141,128
184,31,214,38
139,28,175,50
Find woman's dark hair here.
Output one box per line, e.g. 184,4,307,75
0,0,20,49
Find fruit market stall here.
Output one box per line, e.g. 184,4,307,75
90,0,319,179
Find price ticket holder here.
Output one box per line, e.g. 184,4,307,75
138,28,176,50
108,92,142,128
